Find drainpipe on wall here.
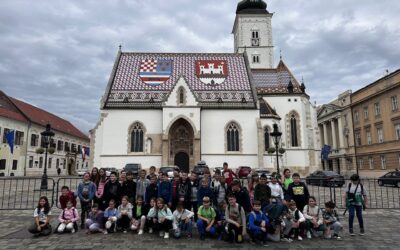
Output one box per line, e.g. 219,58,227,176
23,122,32,176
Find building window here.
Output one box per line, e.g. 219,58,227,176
252,55,260,63
377,128,384,143
395,124,400,140
344,114,348,126
251,31,260,46
12,160,17,170
363,107,369,120
177,87,186,105
131,123,144,152
227,123,240,152
355,131,361,146
391,96,398,111
354,111,359,122
366,130,372,145
57,140,64,151
2,128,10,143
39,157,43,168
380,155,386,169
63,159,66,169
368,156,374,170
64,142,70,152
290,115,299,147
252,31,259,39
264,127,270,151
0,159,6,170
78,145,82,154
358,158,364,170
48,158,52,169
374,102,381,116
71,144,76,153
31,134,39,147
29,156,34,168
56,159,60,169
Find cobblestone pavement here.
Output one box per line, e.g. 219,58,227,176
0,209,399,249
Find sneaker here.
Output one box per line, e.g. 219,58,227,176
297,236,303,241
360,228,365,236
123,230,127,234
164,232,169,239
281,237,293,243
103,231,108,235
349,229,355,236
149,228,153,234
159,231,165,237
263,241,269,247
307,231,312,239
71,229,76,234
333,234,342,240
138,229,144,235
200,234,205,241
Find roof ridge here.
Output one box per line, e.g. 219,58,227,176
121,52,244,56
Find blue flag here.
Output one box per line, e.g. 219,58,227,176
321,144,331,161
6,130,15,154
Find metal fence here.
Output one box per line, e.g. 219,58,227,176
0,177,399,210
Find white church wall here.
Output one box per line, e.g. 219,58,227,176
201,109,259,168
163,108,201,134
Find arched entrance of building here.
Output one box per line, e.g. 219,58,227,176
174,152,189,173
167,118,194,172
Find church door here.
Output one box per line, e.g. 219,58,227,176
174,152,189,173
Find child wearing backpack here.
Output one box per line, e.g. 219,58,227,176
283,200,306,241
28,196,52,237
147,198,173,239
248,200,269,246
172,202,194,238
303,196,325,239
323,201,342,240
197,196,217,240
344,174,368,236
215,201,227,241
225,194,247,243
85,203,104,234
56,200,79,233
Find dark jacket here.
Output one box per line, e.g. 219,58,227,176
132,204,149,220
158,181,172,203
178,180,191,203
122,180,136,202
103,180,122,205
287,182,310,208
145,183,158,205
254,183,271,205
197,186,215,207
59,191,77,209
230,187,252,213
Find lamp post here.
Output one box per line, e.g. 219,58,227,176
40,123,55,190
270,123,282,179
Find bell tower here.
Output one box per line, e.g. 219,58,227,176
233,0,274,69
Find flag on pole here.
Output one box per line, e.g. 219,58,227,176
81,146,90,161
6,130,15,154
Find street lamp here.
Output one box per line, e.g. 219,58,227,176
270,123,282,179
40,123,55,190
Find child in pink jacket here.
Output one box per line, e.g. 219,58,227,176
57,200,80,233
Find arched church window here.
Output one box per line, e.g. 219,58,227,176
290,115,299,147
178,87,186,105
131,123,144,152
227,123,240,152
264,127,270,151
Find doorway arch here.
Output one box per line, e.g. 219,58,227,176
167,118,194,172
174,152,190,173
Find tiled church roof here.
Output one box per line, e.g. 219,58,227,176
252,60,306,95
102,52,257,109
259,98,280,120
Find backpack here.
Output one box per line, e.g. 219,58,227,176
347,182,365,207
246,211,262,229
227,203,243,223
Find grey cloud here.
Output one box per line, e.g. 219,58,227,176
0,0,399,134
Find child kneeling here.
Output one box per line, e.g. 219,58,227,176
225,194,247,243
172,202,194,238
85,204,104,234
56,200,79,233
117,196,133,233
197,196,217,240
283,200,306,241
28,196,52,237
323,201,343,240
248,200,269,245
147,198,173,239
303,196,325,239
131,196,149,235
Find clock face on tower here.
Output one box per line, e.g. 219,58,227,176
251,38,260,46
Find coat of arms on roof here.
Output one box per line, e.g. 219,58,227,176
139,59,173,86
195,60,228,85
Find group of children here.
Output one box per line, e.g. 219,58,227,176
28,166,367,246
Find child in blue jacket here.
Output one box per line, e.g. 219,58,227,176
197,178,214,207
77,173,97,229
248,200,269,246
158,173,172,207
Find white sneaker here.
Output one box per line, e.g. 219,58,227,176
138,229,144,235
159,231,165,237
149,228,153,234
71,229,75,234
123,230,127,234
103,231,108,235
307,231,312,239
164,232,169,239
281,238,293,243
297,236,303,241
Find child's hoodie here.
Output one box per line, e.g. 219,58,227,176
58,207,79,223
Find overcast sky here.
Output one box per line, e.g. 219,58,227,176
0,0,399,134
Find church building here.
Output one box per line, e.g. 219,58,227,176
91,0,321,175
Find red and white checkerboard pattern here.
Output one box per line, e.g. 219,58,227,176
139,59,157,73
